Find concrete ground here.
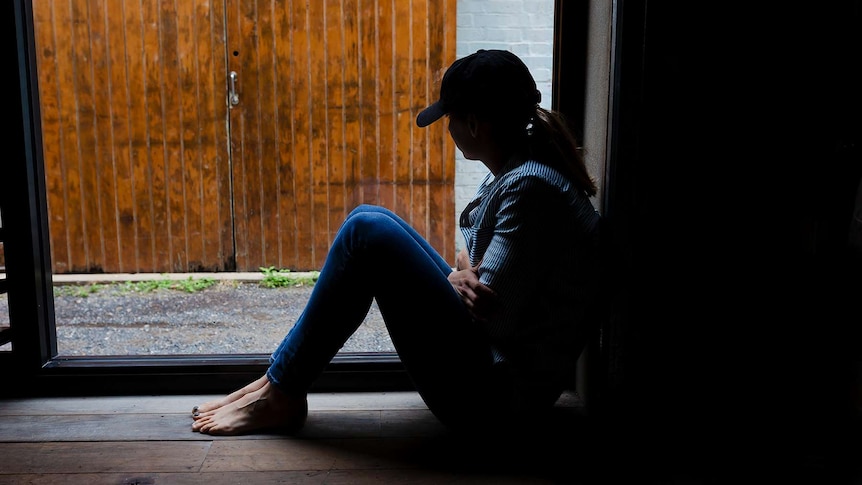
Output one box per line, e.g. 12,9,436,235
2,272,393,356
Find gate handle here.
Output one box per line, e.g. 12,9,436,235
229,71,239,106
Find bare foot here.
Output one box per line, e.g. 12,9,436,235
191,380,307,436
192,375,269,415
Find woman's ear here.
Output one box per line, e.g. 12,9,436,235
467,113,480,138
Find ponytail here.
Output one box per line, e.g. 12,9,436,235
527,107,598,197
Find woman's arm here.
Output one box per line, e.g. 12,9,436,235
448,250,499,323
474,175,559,340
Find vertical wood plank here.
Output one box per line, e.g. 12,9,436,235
58,0,88,272
376,0,396,213
428,0,457,264
89,0,121,273
308,0,331,268
393,0,413,228
33,0,71,273
342,0,362,217
127,0,158,272
226,0,247,271
70,0,104,272
357,0,378,207
176,0,202,271
145,0,171,271
257,0,281,268
408,0,429,244
290,0,315,270
243,0,265,269
158,0,185,272
199,0,233,271
322,0,349,252
445,0,458,263
272,0,299,269
105,0,138,273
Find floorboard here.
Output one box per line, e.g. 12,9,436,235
0,391,590,484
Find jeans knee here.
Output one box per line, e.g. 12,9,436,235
345,205,398,231
350,203,402,220
348,204,383,217
344,210,389,235
338,205,406,256
349,204,373,216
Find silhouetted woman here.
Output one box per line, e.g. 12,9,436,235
192,49,601,435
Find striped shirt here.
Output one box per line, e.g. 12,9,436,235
460,158,601,389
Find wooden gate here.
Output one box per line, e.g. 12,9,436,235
33,0,455,274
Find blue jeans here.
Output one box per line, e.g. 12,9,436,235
266,205,508,426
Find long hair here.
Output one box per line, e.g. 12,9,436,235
491,106,598,198
528,107,597,197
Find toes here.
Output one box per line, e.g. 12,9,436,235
192,420,207,432
193,410,213,421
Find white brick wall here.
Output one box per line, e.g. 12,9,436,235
453,0,554,253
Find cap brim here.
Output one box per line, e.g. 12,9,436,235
416,101,446,127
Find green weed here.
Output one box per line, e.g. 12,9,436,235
53,283,105,298
54,276,217,296
118,276,217,293
259,266,319,288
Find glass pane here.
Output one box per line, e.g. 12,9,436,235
37,0,555,357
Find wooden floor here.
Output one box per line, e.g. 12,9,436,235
2,390,854,484
0,390,613,485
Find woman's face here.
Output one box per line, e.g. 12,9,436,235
447,113,480,160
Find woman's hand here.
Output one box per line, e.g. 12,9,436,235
455,248,471,272
449,251,499,322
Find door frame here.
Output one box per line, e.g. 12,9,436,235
1,0,594,398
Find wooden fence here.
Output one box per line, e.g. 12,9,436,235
33,0,456,274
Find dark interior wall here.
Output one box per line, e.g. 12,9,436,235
5,0,860,476
587,0,861,474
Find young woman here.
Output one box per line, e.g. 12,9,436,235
191,49,601,435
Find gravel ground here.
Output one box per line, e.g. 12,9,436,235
0,281,394,356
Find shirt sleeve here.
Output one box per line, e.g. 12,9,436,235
476,174,559,343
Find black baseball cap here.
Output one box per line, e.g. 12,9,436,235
416,49,541,128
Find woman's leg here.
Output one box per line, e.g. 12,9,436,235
193,205,497,433
267,205,498,414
